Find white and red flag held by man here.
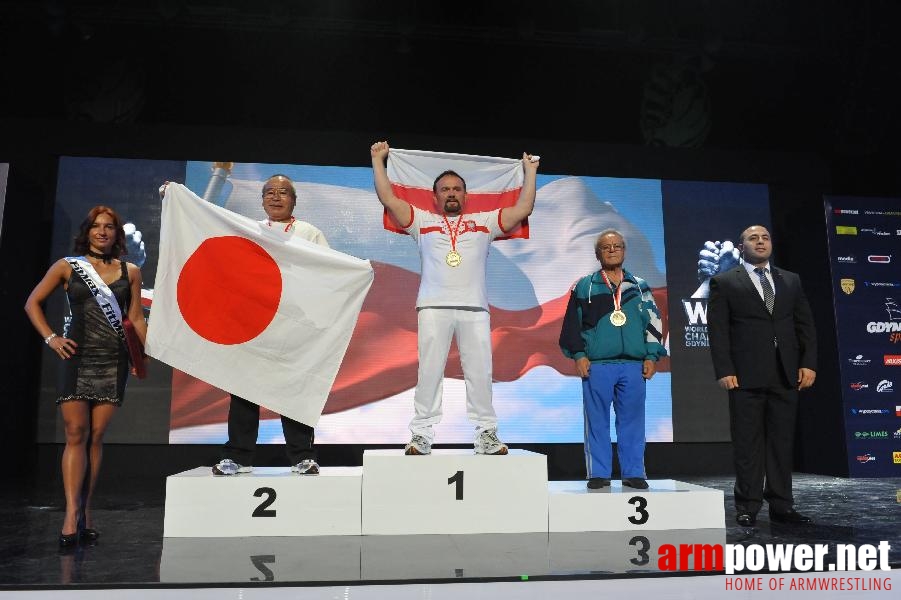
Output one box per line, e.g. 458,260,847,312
383,148,529,239
146,183,373,427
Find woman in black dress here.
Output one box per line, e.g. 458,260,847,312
25,205,148,547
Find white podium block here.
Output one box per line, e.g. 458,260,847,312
361,449,548,535
163,466,363,537
160,536,362,583
548,479,725,532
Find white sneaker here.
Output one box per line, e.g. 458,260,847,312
211,459,253,476
404,434,432,455
474,429,508,455
291,459,320,475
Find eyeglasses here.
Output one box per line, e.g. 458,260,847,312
263,188,292,199
599,244,624,252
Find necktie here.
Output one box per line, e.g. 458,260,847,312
755,267,774,314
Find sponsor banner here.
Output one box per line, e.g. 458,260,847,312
825,195,901,476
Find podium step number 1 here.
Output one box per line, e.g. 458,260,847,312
361,449,549,535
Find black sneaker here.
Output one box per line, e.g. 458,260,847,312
587,477,611,489
622,478,649,489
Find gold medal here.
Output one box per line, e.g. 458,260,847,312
443,214,464,267
601,270,627,327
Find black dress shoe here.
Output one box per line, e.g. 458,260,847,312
79,528,99,543
622,478,649,489
587,477,611,489
770,509,812,524
59,532,79,547
736,512,757,527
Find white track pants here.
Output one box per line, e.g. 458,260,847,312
410,308,497,443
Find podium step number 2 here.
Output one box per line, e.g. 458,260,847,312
163,466,364,537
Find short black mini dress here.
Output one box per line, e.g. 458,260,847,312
57,260,131,405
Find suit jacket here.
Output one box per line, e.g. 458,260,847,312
707,265,817,389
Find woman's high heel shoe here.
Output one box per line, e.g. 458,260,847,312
59,531,79,547
79,528,99,543
76,512,99,543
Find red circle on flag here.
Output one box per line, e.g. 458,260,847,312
177,236,282,345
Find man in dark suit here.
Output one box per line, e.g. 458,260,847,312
707,225,817,527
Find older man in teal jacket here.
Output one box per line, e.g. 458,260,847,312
559,229,667,490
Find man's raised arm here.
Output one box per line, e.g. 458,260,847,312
370,141,412,228
500,153,539,232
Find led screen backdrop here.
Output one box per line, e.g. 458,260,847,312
38,156,770,445
662,181,774,441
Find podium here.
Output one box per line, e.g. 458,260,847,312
163,466,363,537
162,453,726,540
361,449,549,535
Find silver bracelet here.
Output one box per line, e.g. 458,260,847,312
44,333,58,345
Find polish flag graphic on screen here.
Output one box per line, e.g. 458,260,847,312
165,162,670,440
383,148,529,239
146,184,373,427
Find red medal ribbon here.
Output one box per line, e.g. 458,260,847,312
267,216,296,232
442,214,464,253
600,270,623,312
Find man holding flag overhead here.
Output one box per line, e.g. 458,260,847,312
370,141,539,455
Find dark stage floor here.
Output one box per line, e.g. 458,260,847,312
1,469,899,589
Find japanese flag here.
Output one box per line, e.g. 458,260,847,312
146,183,373,426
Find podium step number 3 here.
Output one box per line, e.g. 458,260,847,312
548,480,725,532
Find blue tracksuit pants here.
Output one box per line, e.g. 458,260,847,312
582,361,646,479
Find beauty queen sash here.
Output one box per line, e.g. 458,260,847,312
66,257,146,379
